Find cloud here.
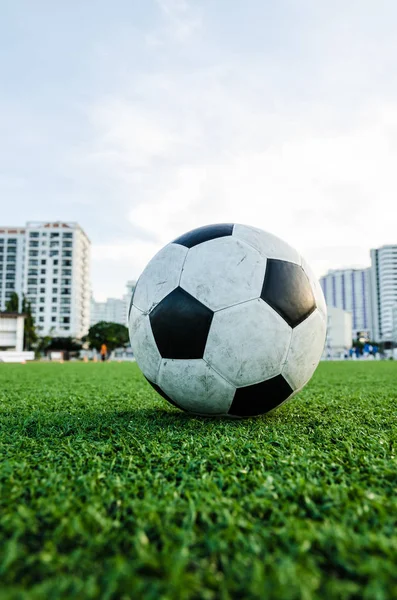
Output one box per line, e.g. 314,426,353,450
87,62,397,290
4,1,397,300
145,0,202,46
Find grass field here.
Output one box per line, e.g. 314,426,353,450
0,361,396,599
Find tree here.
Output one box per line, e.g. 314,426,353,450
84,321,129,353
46,337,82,352
35,334,53,357
22,295,37,350
5,292,19,312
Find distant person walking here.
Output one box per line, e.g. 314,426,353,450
100,343,108,362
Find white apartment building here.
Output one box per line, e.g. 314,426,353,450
320,268,372,340
90,297,127,326
392,304,397,346
90,280,136,327
370,245,397,342
0,227,26,311
324,306,353,358
0,222,90,338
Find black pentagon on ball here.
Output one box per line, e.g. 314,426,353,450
172,223,234,248
149,287,214,359
261,259,316,328
228,374,293,417
144,376,186,411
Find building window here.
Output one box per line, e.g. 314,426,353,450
29,241,39,248
29,250,38,257
53,269,58,275
53,260,59,266
41,260,46,265
6,273,15,280
63,241,73,248
5,282,15,289
51,316,56,322
52,297,57,303
30,232,39,238
28,269,38,276
50,233,59,238
27,288,37,295
7,238,17,245
28,278,37,285
63,251,72,258
40,297,45,303
53,278,58,284
40,288,45,293
39,317,44,322
52,306,57,313
62,317,70,324
40,278,46,284
52,288,58,294
39,307,44,313
50,250,59,257
62,260,72,267
50,241,59,248
63,232,73,239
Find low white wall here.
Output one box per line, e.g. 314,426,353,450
0,351,35,363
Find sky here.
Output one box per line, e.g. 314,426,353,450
1,0,397,301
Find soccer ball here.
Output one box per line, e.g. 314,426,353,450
129,224,326,417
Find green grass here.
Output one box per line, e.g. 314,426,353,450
0,362,396,599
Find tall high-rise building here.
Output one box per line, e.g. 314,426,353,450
0,227,26,311
0,222,91,338
370,245,397,342
392,304,397,346
320,268,372,340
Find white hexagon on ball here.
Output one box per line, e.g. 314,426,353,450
158,359,235,415
132,243,188,313
282,309,327,391
204,298,292,387
233,224,301,264
180,236,266,311
129,306,161,384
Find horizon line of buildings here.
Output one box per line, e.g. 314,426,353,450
1,221,397,346
90,280,136,328
319,243,397,344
